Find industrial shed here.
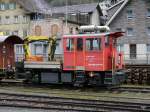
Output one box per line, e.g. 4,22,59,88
0,35,23,69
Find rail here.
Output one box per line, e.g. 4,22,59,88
0,92,150,111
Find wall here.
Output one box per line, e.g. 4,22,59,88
109,0,150,44
0,0,30,38
109,0,150,64
29,18,79,55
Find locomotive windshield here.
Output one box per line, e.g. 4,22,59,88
86,38,101,51
66,38,74,51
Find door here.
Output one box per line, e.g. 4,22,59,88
130,44,136,59
75,38,84,70
63,38,75,70
85,37,103,71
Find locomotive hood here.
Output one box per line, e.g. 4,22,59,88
107,32,124,38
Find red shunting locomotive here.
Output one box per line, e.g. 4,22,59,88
63,25,125,86
15,25,126,87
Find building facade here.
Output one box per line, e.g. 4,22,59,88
107,0,150,64
0,0,30,38
29,18,79,55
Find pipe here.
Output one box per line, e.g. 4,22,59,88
79,25,110,32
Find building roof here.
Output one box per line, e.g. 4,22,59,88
106,0,129,26
16,0,51,14
51,3,103,15
16,0,102,15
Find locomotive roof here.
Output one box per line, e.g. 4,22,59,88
64,32,123,38
0,35,23,43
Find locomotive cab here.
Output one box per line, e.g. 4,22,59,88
63,25,125,86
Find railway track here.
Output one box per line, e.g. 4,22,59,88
113,86,150,93
1,80,150,94
0,93,150,112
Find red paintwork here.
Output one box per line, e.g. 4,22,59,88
0,36,23,69
63,32,124,72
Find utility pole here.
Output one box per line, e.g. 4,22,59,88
65,0,68,28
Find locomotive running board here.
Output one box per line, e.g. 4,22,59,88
24,61,61,69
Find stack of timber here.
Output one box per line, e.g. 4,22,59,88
125,65,150,85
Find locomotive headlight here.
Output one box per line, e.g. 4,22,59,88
89,72,94,77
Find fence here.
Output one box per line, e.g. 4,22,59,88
15,54,62,62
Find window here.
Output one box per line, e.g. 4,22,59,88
13,30,18,35
34,44,43,55
32,13,44,20
116,28,122,32
23,15,27,23
69,27,73,34
43,44,48,56
130,44,136,59
127,9,133,19
23,30,28,37
0,3,5,10
147,27,150,35
0,16,2,24
15,44,24,55
66,38,74,51
31,42,48,56
105,35,109,46
15,44,24,61
9,3,16,10
117,44,124,52
77,38,83,51
14,15,19,23
127,28,134,36
147,44,150,53
86,38,101,51
5,30,10,35
5,16,10,24
5,3,9,10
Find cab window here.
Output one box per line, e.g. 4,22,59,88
31,42,48,56
77,38,83,51
86,38,101,51
105,35,109,46
66,38,74,51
